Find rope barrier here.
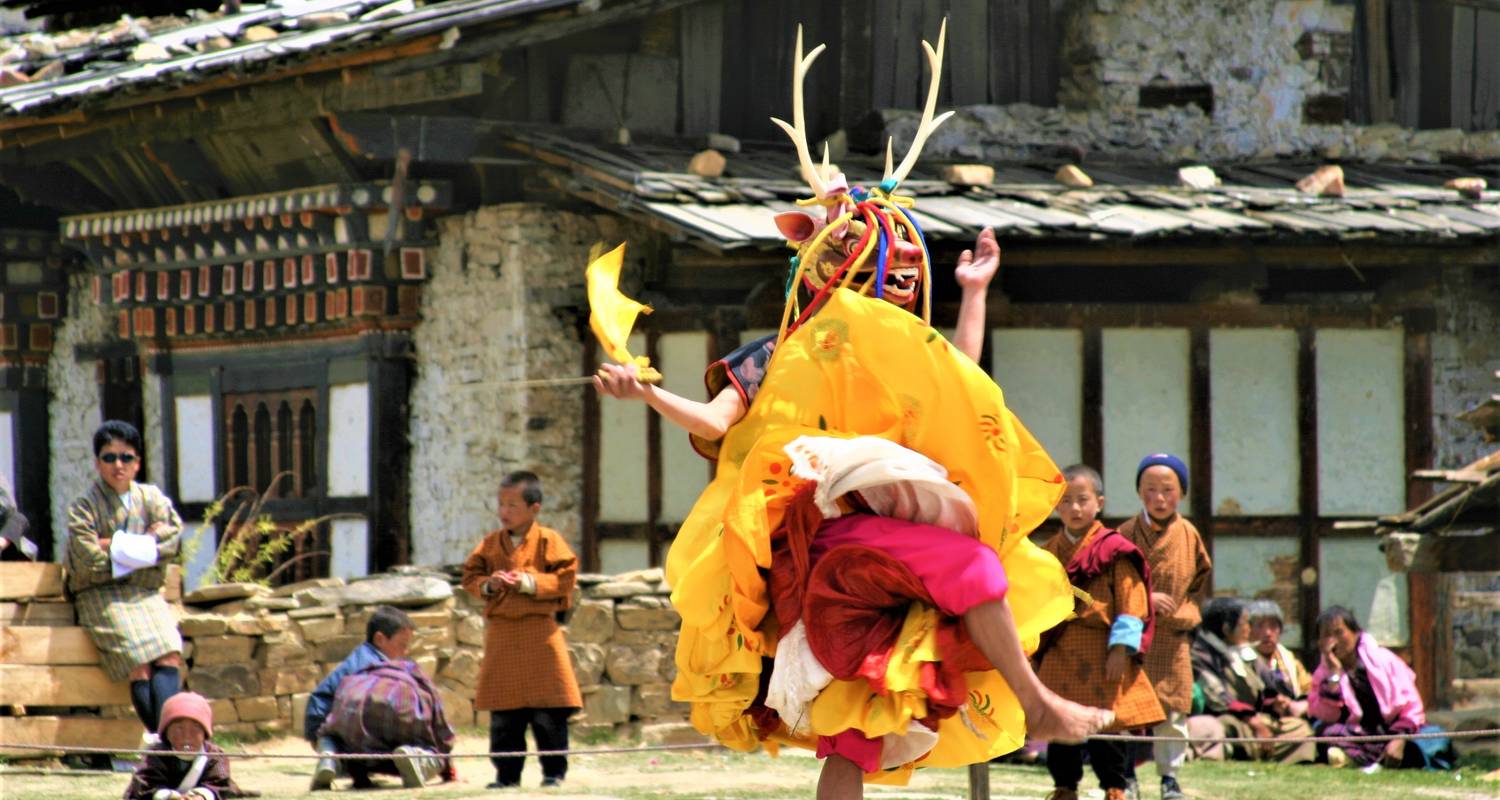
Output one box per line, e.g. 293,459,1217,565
1,727,1496,760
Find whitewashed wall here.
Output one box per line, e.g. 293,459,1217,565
1210,329,1298,515
991,329,1083,485
47,274,111,555
407,205,650,566
1316,329,1405,516
1102,329,1191,509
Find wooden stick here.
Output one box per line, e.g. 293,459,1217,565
456,376,598,390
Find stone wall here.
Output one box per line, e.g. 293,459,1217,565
406,204,655,566
46,274,111,553
880,0,1500,164
1425,268,1500,472
147,568,693,743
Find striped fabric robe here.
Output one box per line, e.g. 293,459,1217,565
65,478,185,681
1117,512,1211,714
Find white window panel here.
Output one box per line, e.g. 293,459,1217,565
659,331,710,522
1212,534,1302,646
990,329,1083,471
599,333,649,522
174,395,216,502
327,383,369,498
1318,537,1392,642
330,517,368,579
1210,329,1298,515
600,539,652,575
1102,329,1190,516
1316,329,1405,516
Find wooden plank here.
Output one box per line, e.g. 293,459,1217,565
0,665,133,705
838,0,874,130
0,601,76,626
1453,591,1500,611
1412,469,1489,483
1474,9,1500,130
0,626,101,665
679,0,724,137
0,717,144,758
1451,5,1477,130
0,562,65,600
947,0,988,105
870,0,898,110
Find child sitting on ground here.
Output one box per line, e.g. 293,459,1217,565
124,692,254,800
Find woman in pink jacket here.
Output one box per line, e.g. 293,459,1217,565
1308,606,1425,768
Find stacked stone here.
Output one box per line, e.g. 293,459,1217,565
90,567,696,743
567,568,698,745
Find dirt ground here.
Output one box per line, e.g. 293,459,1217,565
2,732,1497,800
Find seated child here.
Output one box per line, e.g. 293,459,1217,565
307,606,455,789
124,692,253,800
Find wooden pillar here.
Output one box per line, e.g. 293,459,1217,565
581,330,602,573
1404,328,1437,704
1081,327,1103,475
1189,327,1213,585
1296,327,1321,656
645,328,663,568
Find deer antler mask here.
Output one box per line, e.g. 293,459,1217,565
770,19,953,341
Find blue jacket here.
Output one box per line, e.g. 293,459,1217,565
304,641,386,740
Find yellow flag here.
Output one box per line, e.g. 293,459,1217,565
586,242,661,383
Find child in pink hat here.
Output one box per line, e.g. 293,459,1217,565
124,692,255,800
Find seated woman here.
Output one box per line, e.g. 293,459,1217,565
1190,597,1316,764
1309,606,1433,769
65,420,185,738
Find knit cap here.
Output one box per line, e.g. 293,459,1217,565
158,691,213,737
1135,452,1189,495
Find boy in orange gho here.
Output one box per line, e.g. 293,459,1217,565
1115,453,1211,800
1035,465,1164,800
460,471,582,790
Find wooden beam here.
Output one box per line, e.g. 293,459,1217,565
0,626,101,665
0,562,65,600
1407,530,1500,573
1190,327,1213,584
0,717,145,758
1,56,481,157
0,601,76,627
0,665,133,705
1297,327,1321,659
1405,330,1434,509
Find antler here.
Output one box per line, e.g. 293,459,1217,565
770,25,829,199
882,17,955,188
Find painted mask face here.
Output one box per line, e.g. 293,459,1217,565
769,21,953,334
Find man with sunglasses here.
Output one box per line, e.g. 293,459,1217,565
65,420,187,739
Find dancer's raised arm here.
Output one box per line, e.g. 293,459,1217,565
594,363,747,441
952,226,999,364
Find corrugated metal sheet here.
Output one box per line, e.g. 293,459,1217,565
0,0,580,117
509,127,1499,250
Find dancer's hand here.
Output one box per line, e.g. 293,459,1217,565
593,363,650,400
954,227,999,293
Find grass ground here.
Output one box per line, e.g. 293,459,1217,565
1,731,1495,800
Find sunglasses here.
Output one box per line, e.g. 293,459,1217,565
100,453,138,464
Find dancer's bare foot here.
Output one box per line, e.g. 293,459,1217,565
1023,688,1114,743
